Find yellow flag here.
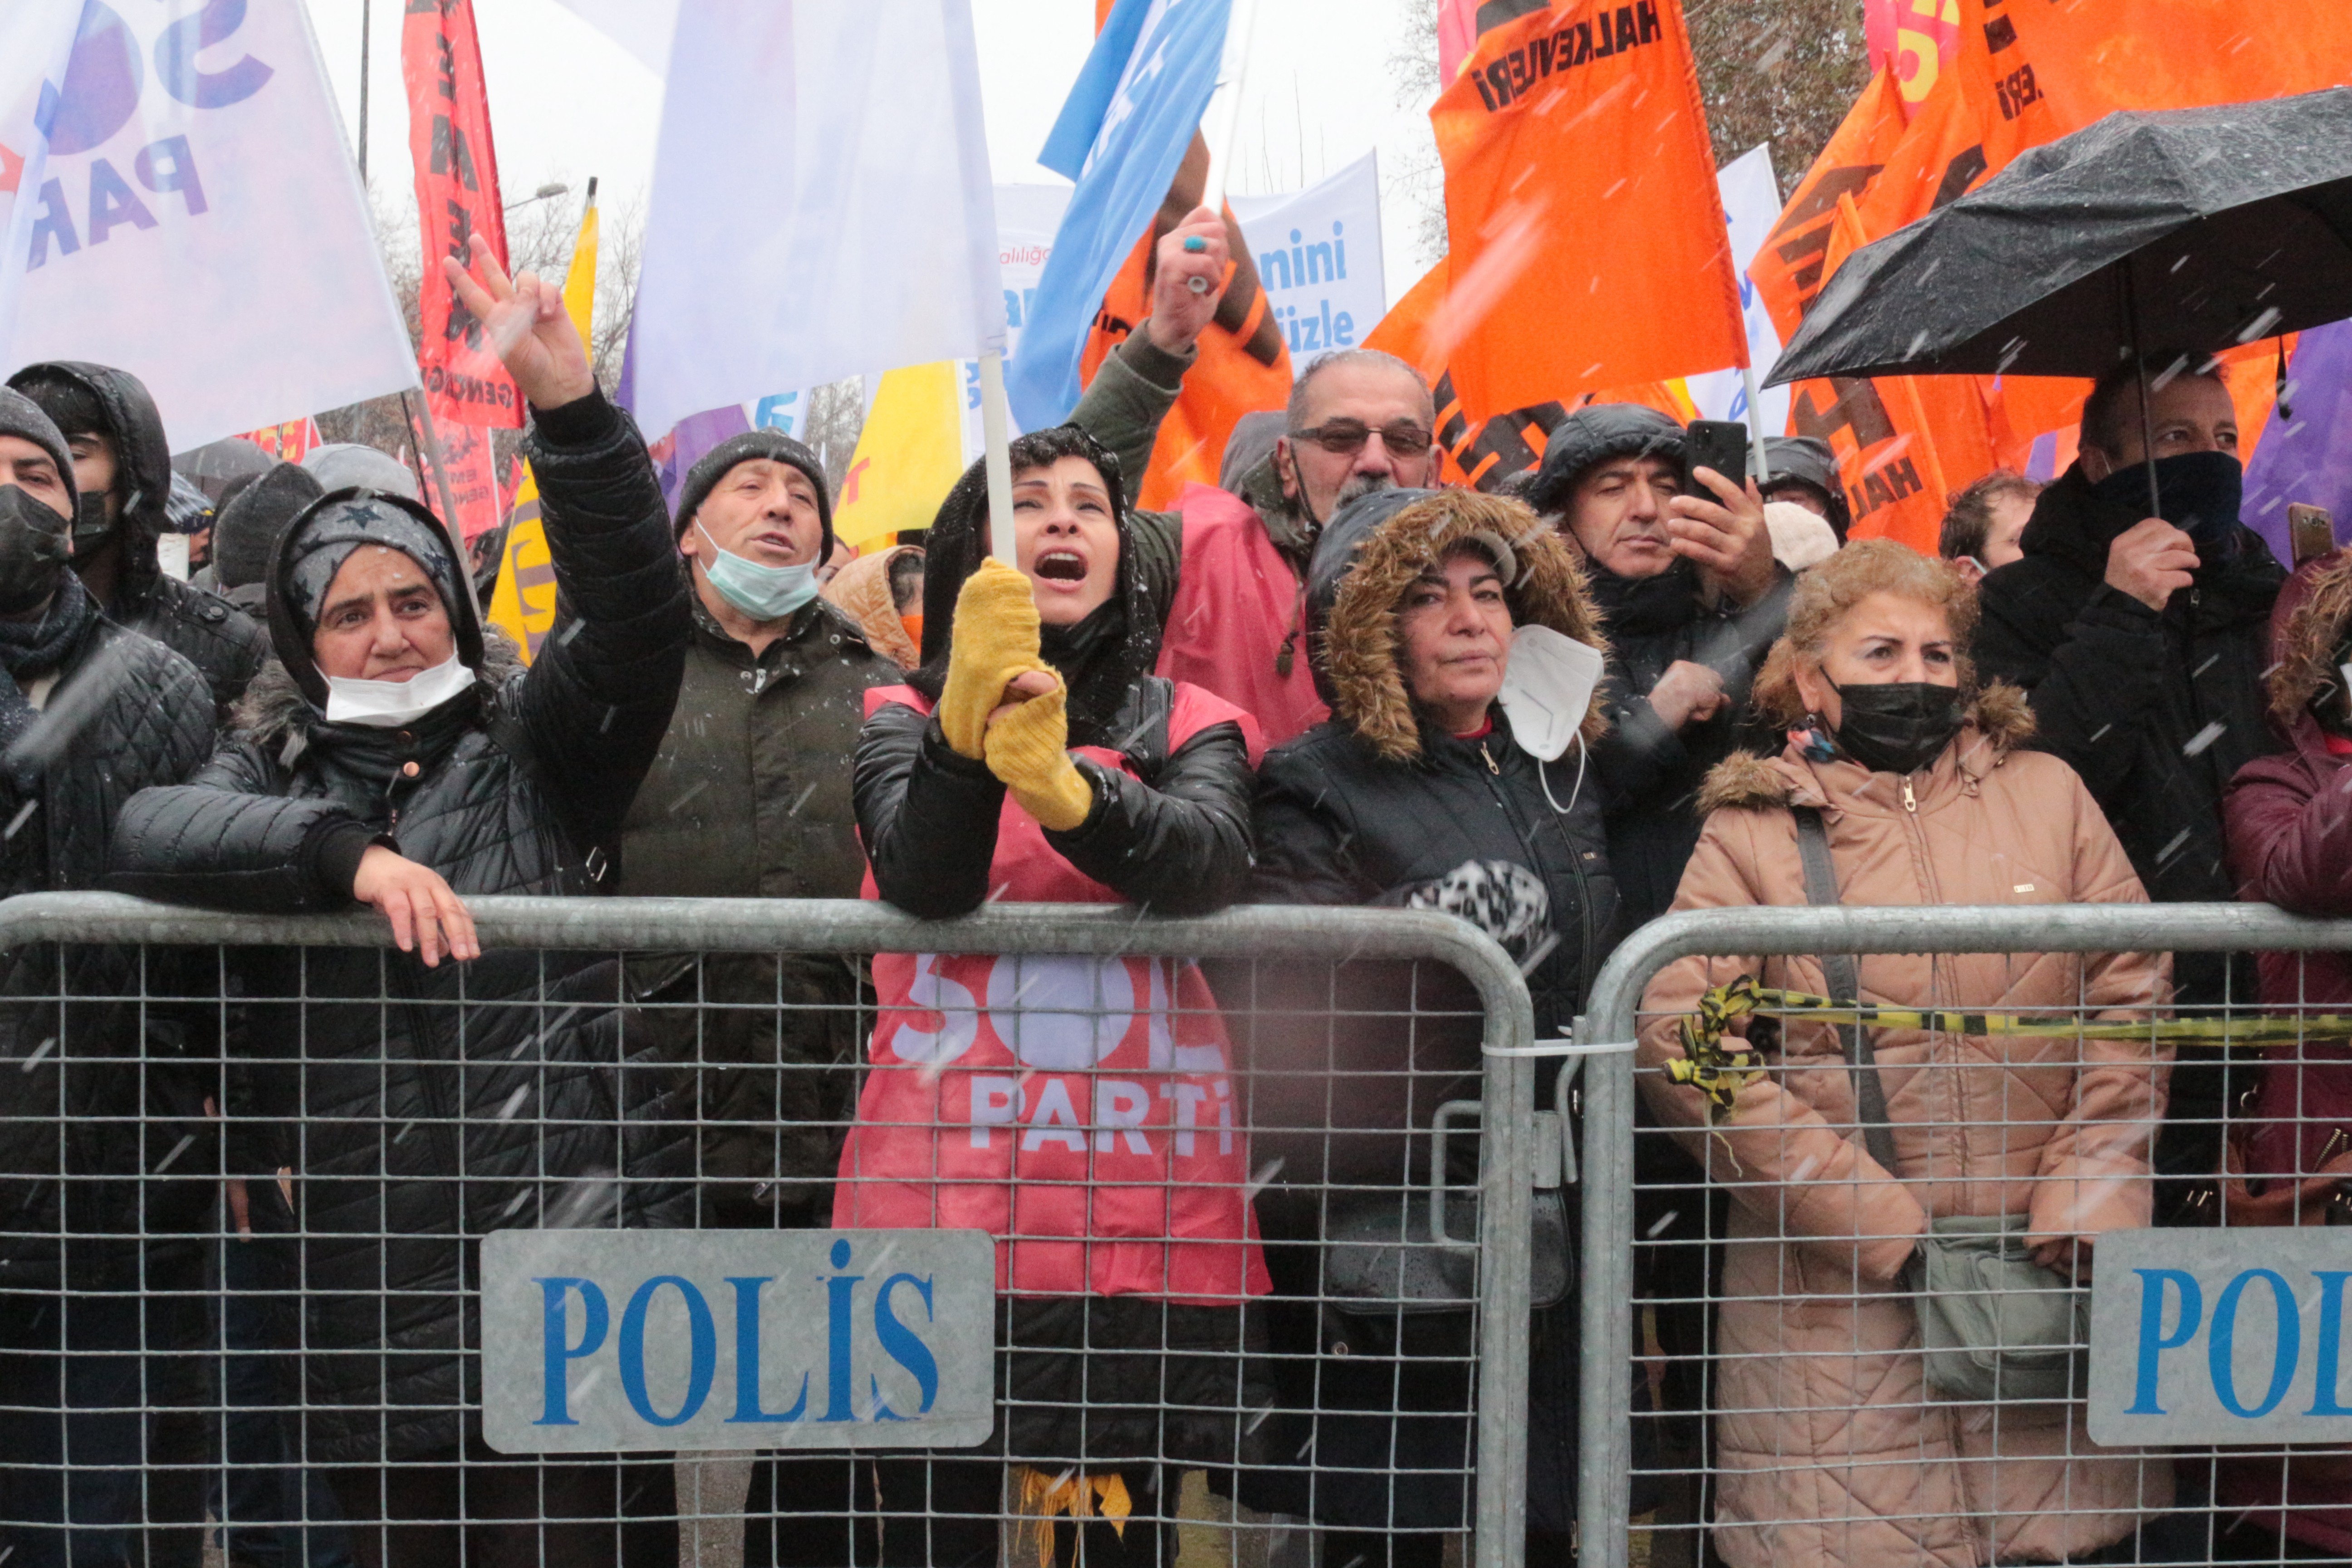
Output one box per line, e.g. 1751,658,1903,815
831,361,964,551
490,190,598,662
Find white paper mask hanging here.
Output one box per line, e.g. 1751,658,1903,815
1498,624,1604,762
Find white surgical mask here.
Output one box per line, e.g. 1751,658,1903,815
323,647,476,728
1498,623,1604,762
696,522,821,622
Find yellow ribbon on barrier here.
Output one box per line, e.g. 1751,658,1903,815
1010,1465,1130,1568
1668,976,2352,1125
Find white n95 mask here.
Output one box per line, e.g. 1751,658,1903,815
1498,624,1604,762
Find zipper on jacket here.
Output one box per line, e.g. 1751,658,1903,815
1480,742,1499,775
1901,776,1917,813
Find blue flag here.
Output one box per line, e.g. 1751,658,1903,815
1004,0,1231,435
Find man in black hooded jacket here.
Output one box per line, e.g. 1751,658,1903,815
1975,358,2285,1213
1524,404,1790,927
0,388,219,1567
9,361,270,715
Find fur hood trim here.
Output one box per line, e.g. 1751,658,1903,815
1321,497,1609,764
1694,680,2036,812
230,624,530,749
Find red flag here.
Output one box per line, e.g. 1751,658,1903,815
402,0,520,430
1430,0,1746,427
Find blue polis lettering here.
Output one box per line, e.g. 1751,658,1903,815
538,1241,943,1428
2129,1265,2352,1419
620,1276,718,1427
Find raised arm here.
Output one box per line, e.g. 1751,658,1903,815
446,235,690,849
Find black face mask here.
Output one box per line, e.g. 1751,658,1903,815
0,486,72,616
69,490,114,554
1828,679,1965,776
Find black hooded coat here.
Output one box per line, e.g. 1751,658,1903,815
106,391,696,1463
8,361,269,711
0,443,218,1290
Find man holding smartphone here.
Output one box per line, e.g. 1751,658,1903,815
1523,404,1785,927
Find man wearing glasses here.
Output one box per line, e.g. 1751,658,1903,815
1071,224,1439,746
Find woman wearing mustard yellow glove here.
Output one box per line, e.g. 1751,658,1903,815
843,424,1267,1568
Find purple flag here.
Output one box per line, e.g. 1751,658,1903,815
2246,320,2352,564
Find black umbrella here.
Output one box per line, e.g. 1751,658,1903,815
1766,88,2352,388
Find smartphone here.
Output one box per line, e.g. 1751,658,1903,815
2290,502,2336,566
1683,419,1750,499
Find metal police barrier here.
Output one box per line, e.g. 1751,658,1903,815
1574,901,2352,1568
0,892,1540,1568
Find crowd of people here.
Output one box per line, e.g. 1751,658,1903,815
0,199,2345,1568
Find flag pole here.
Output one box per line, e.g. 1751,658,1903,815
1197,0,1260,216
1740,364,1771,483
407,390,489,623
979,350,1016,564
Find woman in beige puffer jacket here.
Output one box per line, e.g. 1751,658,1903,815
1637,541,2173,1568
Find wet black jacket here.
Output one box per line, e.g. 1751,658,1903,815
1975,463,2284,994
1588,559,1793,927
10,361,268,711
0,615,215,1291
856,676,1254,920
106,392,695,1463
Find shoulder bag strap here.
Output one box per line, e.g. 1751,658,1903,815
1791,805,1901,1176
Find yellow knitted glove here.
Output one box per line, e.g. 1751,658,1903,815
984,676,1095,832
937,559,1043,759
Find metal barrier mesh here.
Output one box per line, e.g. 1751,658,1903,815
1599,918,2352,1568
0,898,1534,1568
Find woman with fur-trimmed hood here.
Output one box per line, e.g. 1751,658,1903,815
1636,540,2173,1568
1245,487,1619,1566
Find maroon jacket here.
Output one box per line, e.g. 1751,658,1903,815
2218,555,2352,1555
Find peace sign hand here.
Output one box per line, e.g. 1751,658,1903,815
441,233,597,412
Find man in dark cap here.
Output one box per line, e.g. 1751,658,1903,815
8,361,269,713
0,387,219,1566
1524,403,1786,926
613,426,903,1568
1758,434,1852,544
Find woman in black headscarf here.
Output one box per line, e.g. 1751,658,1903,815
840,425,1265,1567
108,245,693,1568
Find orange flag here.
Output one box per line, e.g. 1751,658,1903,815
1751,67,1909,340
1431,0,1746,427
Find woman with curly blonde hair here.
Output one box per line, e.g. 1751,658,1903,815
1638,539,2175,1568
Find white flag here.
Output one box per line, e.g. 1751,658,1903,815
629,0,1007,440
1231,152,1388,380
0,1,415,452
1686,144,1792,436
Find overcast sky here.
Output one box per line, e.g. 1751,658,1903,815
300,0,1444,312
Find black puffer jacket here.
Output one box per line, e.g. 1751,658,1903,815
1245,488,1618,1534
0,610,215,1292
106,391,695,1464
9,361,268,711
1975,462,2285,995
1588,558,1793,927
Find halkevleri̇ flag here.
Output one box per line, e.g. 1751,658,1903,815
629,0,1006,439
1431,0,1747,426
488,192,598,663
1,1,416,450
402,0,519,429
1006,0,1233,435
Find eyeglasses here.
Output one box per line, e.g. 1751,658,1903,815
1290,420,1435,457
